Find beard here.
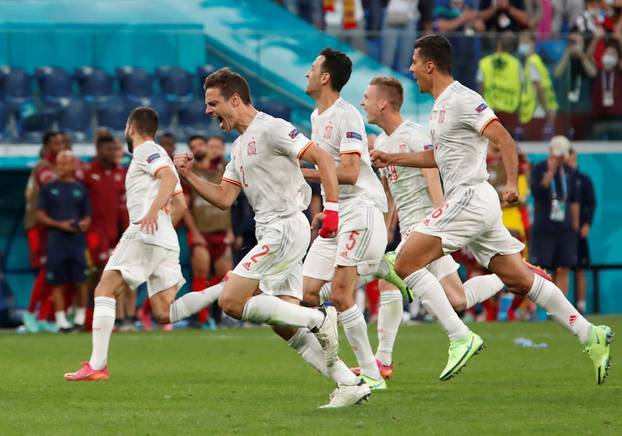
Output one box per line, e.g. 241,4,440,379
126,134,133,154
193,151,206,161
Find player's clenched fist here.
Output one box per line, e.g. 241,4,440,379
319,201,339,238
502,183,519,206
370,150,391,168
173,152,194,177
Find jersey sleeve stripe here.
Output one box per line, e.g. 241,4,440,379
479,117,498,135
222,177,242,187
152,164,169,177
297,141,313,159
339,150,361,157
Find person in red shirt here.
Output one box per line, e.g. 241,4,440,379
21,131,65,333
81,135,130,329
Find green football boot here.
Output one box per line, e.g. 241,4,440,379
379,252,413,303
360,374,388,390
583,325,614,385
439,332,484,381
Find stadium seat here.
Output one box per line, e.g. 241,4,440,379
0,101,8,141
75,67,114,103
156,66,194,103
17,108,57,143
196,64,217,93
178,99,216,136
35,66,73,105
129,95,173,130
538,40,567,64
255,97,292,121
117,67,153,103
0,67,32,110
96,96,131,134
58,99,92,141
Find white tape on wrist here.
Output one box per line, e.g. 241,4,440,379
324,201,338,213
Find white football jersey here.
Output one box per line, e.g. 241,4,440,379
376,120,435,230
428,81,497,199
222,112,311,224
311,98,387,213
124,141,182,251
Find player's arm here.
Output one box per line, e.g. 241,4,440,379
169,191,187,226
136,166,178,234
422,168,444,208
302,152,360,185
380,176,396,231
482,119,519,205
371,149,437,169
299,142,338,202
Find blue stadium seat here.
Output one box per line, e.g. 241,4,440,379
35,66,73,104
196,64,217,94
156,66,194,103
538,40,567,64
255,97,292,121
75,67,113,103
17,107,57,143
58,99,92,141
96,96,130,134
0,101,8,141
128,95,173,130
177,99,217,136
117,67,153,103
0,67,32,109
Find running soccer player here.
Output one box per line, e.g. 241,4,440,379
173,68,357,407
64,107,217,381
372,34,613,384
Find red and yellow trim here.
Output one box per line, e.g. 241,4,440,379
222,177,242,187
297,141,313,160
479,117,499,135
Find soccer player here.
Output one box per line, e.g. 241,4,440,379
299,48,414,390
371,34,613,384
182,134,233,329
64,107,212,381
173,68,352,406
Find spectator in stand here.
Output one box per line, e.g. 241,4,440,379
182,135,233,330
523,0,543,30
479,0,529,32
37,151,91,331
434,0,484,89
591,39,622,139
575,0,606,34
382,0,434,73
554,30,597,139
477,32,523,136
81,135,132,330
567,148,596,314
529,136,579,296
21,131,65,333
551,0,585,35
518,31,558,140
324,0,368,53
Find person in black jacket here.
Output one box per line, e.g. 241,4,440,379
528,135,580,295
567,148,596,314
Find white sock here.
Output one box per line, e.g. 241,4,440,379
375,259,389,279
526,274,592,343
55,311,71,329
463,274,506,309
242,294,324,329
89,296,116,370
319,283,332,305
376,290,402,366
170,283,223,323
74,307,86,326
339,305,381,379
404,269,470,341
287,328,358,385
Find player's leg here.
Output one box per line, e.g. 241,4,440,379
169,279,225,324
374,280,402,378
51,284,71,331
190,241,210,325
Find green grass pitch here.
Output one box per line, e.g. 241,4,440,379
1,316,621,435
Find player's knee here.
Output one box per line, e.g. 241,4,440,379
503,272,533,294
94,284,115,299
302,289,320,307
329,288,353,311
218,291,242,319
152,307,171,325
394,257,416,280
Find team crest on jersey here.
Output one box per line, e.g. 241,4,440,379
247,138,257,156
475,103,488,113
323,122,333,139
439,109,446,124
399,143,408,152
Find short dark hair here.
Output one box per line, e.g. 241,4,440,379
96,134,117,148
206,135,224,144
42,131,61,146
127,106,159,138
319,48,352,92
498,31,517,53
414,34,453,74
370,76,404,110
159,132,176,142
187,134,207,145
605,38,622,58
203,67,252,104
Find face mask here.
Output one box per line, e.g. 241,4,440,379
518,43,531,57
603,54,618,70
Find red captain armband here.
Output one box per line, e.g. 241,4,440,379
319,201,339,238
